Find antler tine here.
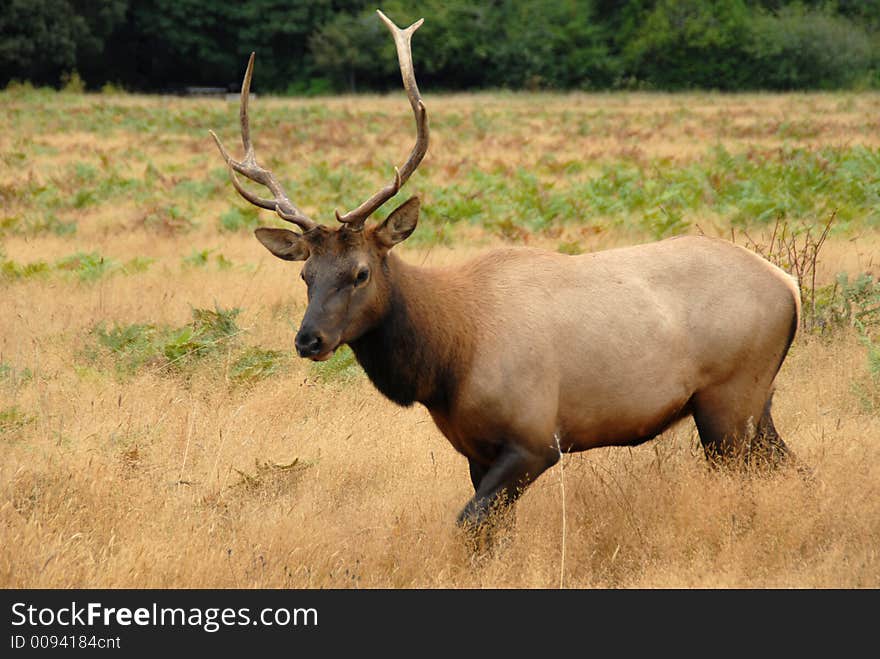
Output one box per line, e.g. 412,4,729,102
335,10,429,229
210,52,317,233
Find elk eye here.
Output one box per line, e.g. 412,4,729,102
355,267,370,285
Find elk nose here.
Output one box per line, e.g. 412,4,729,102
295,329,324,358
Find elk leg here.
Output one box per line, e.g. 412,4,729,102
468,459,488,492
692,383,793,469
457,443,559,529
751,396,794,468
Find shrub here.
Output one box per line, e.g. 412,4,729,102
624,0,754,90
59,70,85,94
809,272,880,336
746,5,874,90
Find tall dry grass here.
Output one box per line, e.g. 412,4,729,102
1,90,878,588
2,245,877,588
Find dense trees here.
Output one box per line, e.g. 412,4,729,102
624,0,876,90
2,0,878,92
0,0,127,87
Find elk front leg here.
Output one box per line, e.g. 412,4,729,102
457,443,559,529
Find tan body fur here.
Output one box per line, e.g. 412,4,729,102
384,235,799,472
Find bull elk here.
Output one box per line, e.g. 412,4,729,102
210,10,801,531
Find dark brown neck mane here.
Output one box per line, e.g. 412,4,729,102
348,254,473,411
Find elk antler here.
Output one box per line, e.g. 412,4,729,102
334,10,429,230
209,53,317,233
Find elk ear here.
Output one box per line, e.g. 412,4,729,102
375,196,419,249
254,227,311,261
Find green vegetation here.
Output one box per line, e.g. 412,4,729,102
219,206,261,233
1,252,154,281
811,272,880,336
123,257,154,274
557,241,584,256
230,347,290,384
0,212,76,237
93,304,243,375
869,341,880,386
3,2,879,92
90,305,296,385
1,259,51,280
2,87,877,248
162,306,241,365
55,252,118,281
310,346,362,384
828,273,880,411
182,249,234,270
853,334,880,413
182,249,214,269
413,145,880,238
88,306,355,386
94,323,165,373
0,406,34,439
0,363,33,388
2,251,155,281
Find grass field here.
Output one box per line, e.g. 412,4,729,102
1,87,879,588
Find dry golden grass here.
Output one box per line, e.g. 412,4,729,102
1,90,878,588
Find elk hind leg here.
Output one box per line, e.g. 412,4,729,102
751,395,795,468
691,381,792,469
467,458,488,492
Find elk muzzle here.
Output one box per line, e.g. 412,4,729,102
295,326,334,361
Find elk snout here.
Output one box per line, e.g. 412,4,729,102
295,327,327,359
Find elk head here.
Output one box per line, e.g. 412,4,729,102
210,10,428,361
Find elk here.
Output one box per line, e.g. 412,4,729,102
210,10,801,530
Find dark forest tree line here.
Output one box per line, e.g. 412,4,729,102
2,0,879,93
